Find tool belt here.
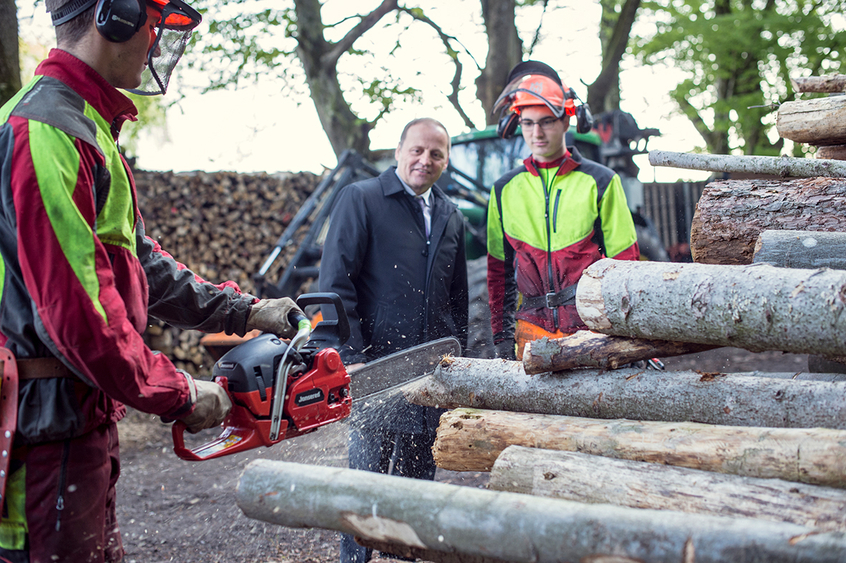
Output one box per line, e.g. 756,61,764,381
521,283,578,309
16,357,78,380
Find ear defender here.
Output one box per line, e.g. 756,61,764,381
95,0,146,43
576,103,594,135
497,112,521,140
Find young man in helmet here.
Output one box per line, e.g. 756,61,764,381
487,61,640,360
0,1,303,560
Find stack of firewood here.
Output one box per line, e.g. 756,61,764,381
134,169,321,374
234,76,846,562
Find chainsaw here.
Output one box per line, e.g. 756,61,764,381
172,292,460,461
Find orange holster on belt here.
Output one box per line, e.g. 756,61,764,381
0,348,18,523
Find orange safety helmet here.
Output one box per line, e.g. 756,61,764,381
494,60,592,139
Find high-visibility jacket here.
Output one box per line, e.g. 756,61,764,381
0,49,256,445
486,148,639,345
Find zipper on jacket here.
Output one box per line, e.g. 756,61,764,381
55,440,71,532
539,168,558,330
552,190,562,233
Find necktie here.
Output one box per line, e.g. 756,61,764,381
416,196,431,237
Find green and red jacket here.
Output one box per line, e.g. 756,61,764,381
0,49,256,445
487,148,639,343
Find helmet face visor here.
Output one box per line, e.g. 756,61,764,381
492,74,575,119
129,0,201,95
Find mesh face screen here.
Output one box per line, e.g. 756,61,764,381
132,26,192,95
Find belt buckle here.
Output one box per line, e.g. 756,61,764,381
545,292,556,308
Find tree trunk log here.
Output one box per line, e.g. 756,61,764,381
752,230,846,270
236,459,846,563
648,150,846,177
689,177,846,265
817,145,846,160
433,408,846,488
777,96,846,146
489,446,846,533
791,75,846,93
575,258,846,357
522,330,717,374
404,357,846,429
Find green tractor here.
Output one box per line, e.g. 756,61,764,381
247,109,664,359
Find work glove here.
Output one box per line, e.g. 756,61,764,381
246,298,304,339
495,339,517,361
179,373,232,434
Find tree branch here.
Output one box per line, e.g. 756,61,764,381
399,7,478,130
526,0,550,57
325,0,399,65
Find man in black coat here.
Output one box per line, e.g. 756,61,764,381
319,117,468,563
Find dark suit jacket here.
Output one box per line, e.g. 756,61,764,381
319,167,468,432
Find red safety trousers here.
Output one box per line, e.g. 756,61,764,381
0,423,123,563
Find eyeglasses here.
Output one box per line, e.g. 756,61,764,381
519,117,562,131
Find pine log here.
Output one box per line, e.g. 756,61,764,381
648,150,846,177
433,408,846,487
752,229,846,270
404,357,846,429
522,330,717,374
791,75,846,93
777,96,846,145
817,145,846,160
489,446,846,533
689,177,846,265
236,459,846,563
575,258,846,357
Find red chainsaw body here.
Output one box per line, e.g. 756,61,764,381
173,347,351,461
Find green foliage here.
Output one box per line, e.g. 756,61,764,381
120,94,168,158
634,0,846,156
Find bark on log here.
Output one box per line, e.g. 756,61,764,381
753,230,846,270
817,145,846,160
689,177,846,265
777,96,846,146
236,459,846,563
489,446,846,533
404,357,846,429
648,150,846,177
522,330,717,374
575,258,846,357
791,75,846,93
433,408,846,487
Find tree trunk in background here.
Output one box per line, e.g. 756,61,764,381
404,357,846,429
587,0,640,114
293,0,397,160
689,177,846,264
489,446,846,533
475,0,522,124
0,0,20,107
576,258,846,356
433,408,846,487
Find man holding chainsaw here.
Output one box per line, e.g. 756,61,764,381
319,117,468,563
0,1,303,561
487,61,640,361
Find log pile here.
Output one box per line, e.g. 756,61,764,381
234,76,846,562
134,169,321,374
